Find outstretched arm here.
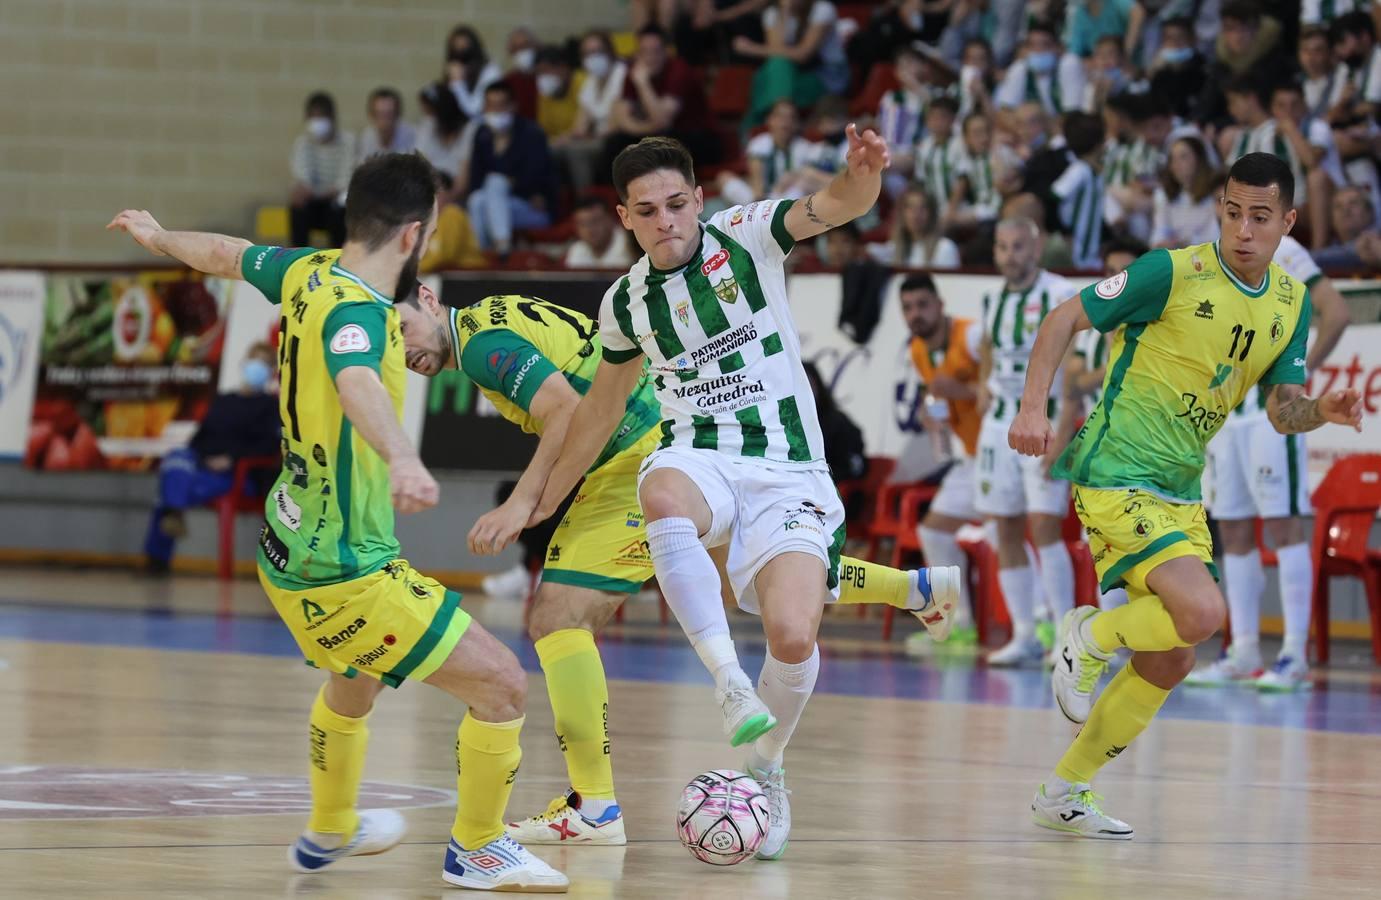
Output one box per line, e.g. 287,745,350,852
783,124,890,241
1008,297,1092,457
528,356,647,524
107,210,251,280
1266,383,1362,434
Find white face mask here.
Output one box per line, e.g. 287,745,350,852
583,53,611,78
960,64,983,87
484,111,514,132
537,73,563,97
306,116,332,140
512,47,536,72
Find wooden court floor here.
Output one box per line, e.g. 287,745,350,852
1,568,1380,898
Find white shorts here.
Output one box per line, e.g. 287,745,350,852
931,458,979,521
973,416,1071,518
637,446,844,615
1205,418,1311,520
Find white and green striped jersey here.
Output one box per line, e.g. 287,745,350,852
954,146,1000,219
1074,326,1113,412
915,133,964,216
982,269,1079,422
1228,234,1325,425
1301,0,1372,25
1053,158,1105,270
1101,138,1163,188
599,199,825,467
1227,118,1338,204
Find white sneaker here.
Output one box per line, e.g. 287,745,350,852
749,765,790,860
1031,783,1133,840
716,684,777,747
1255,655,1311,692
442,834,569,892
987,634,1046,668
481,564,530,600
1051,607,1113,724
1184,646,1263,687
288,809,406,873
505,790,627,845
908,566,962,641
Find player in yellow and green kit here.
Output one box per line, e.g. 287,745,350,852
1006,153,1362,839
394,281,958,845
107,153,568,892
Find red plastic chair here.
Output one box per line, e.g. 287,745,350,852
709,65,755,118
1310,454,1381,664
216,454,280,580
880,484,938,638
957,535,1003,646
836,456,896,542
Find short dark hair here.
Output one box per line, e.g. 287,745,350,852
1027,20,1058,42
1226,152,1295,209
537,44,570,67
1300,25,1330,45
1093,35,1123,55
637,24,669,44
899,273,938,295
928,95,960,116
304,91,335,119
1063,111,1104,158
1225,73,1270,107
1101,235,1148,263
1220,1,1261,26
574,193,612,214
1333,11,1376,42
419,80,465,139
611,136,695,202
344,152,439,250
368,87,402,112
484,80,514,100
1273,80,1305,100
962,37,991,59
1162,16,1193,36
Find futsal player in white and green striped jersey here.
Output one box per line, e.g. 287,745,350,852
529,130,962,861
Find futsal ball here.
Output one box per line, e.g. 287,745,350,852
676,769,771,866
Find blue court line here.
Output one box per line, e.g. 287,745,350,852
1,600,1379,736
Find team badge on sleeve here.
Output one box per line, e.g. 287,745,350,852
1094,271,1128,299
330,324,371,354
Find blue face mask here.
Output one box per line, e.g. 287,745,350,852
243,359,272,391
1161,46,1193,65
1027,51,1057,74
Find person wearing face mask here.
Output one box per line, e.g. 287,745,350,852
993,22,1086,127
466,81,559,256
1147,17,1208,122
534,45,584,143
1080,36,1139,115
1196,1,1283,129
503,27,541,121
290,92,353,248
140,342,281,574
444,25,502,119
551,31,628,192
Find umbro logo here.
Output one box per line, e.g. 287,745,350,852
1194,300,1214,319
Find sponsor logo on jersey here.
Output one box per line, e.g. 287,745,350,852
713,275,738,304
301,598,326,623
1194,300,1214,320
1093,271,1127,299
615,539,652,566
671,373,767,411
330,323,371,354
675,299,690,326
315,617,369,650
838,559,866,589
783,519,821,535
701,248,730,276
258,524,290,571
333,285,346,301
460,313,480,334
548,544,562,562
730,209,745,226
1133,517,1154,538
306,271,321,292
309,253,329,266
635,330,659,345
274,484,302,532
1209,363,1233,390
507,352,542,401
689,322,757,366
408,580,431,600
312,444,326,466
784,500,827,524
352,644,390,667
625,512,644,528
1270,313,1285,344
1176,391,1225,432
488,297,508,326
1191,254,1204,272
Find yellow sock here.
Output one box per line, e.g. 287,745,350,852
535,629,615,800
1055,661,1170,784
453,714,524,851
834,556,912,608
307,684,370,836
1089,593,1192,653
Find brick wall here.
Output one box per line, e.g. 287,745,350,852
0,0,628,263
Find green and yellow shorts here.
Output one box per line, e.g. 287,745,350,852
1073,485,1218,598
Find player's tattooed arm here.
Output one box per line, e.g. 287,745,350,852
107,209,251,280
1267,383,1364,434
802,194,835,229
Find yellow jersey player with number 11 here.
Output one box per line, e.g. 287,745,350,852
1008,152,1362,840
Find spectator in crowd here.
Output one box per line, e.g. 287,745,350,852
1151,134,1222,248
466,81,558,255
719,99,833,205
939,1,988,67
1197,2,1283,127
1271,81,1347,250
1299,25,1351,122
564,195,635,268
1302,0,1380,28
632,0,771,65
1332,12,1381,118
1080,36,1140,115
946,111,1003,228
1147,16,1209,122
600,26,718,178
1010,100,1054,164
803,361,866,482
1102,93,1166,243
1063,0,1136,59
416,81,473,204
143,343,280,574
956,37,996,118
356,87,416,164
446,25,502,119
869,185,961,268
1316,184,1381,268
877,43,953,188
993,21,1087,122
289,91,352,247
551,31,628,192
735,0,850,130
535,45,584,142
1051,111,1106,270
504,27,541,120
818,220,867,267
850,0,928,72
915,96,963,218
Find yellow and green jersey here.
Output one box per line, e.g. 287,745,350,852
242,246,404,589
447,295,661,471
1054,240,1311,503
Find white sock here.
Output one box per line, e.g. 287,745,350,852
646,517,748,691
998,565,1036,642
918,525,972,629
751,645,820,765
1045,774,1077,796
580,796,618,818
1223,550,1265,655
1275,542,1313,660
1036,541,1075,622
1099,587,1129,610
306,829,346,848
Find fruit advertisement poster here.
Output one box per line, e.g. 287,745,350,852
28,272,231,471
